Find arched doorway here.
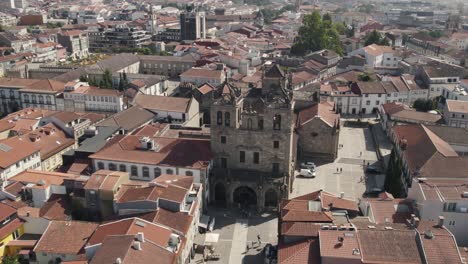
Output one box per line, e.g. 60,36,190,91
214,183,226,206
264,189,278,208
233,186,257,208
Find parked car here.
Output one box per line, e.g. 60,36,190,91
300,162,316,171
299,169,316,178
365,166,382,174
264,243,277,264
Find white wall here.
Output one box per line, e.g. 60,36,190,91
1,152,41,187
92,159,201,182
20,216,49,234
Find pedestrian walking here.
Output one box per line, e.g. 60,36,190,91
337,168,339,173
257,235,261,245
360,151,362,157
340,168,343,173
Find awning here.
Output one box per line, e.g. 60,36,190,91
7,240,37,247
205,233,219,244
199,215,210,229
18,249,33,255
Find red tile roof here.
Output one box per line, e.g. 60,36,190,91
319,230,361,260
297,102,339,128
0,218,24,240
0,203,17,222
89,135,212,169
281,222,321,237
34,221,98,254
358,229,422,263
87,218,173,248
278,239,320,264
416,221,464,264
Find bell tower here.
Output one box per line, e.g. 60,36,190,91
148,4,157,34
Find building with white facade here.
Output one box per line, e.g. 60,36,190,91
133,94,200,126
443,100,468,128
59,81,124,114
407,178,468,245
0,137,41,187
89,131,212,202
417,64,462,98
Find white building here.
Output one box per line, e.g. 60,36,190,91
0,137,41,187
58,81,124,114
417,64,461,99
407,178,468,245
89,132,212,202
443,100,468,128
133,94,200,126
350,44,403,73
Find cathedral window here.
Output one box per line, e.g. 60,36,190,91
253,152,260,164
217,111,222,125
225,112,230,127
247,118,252,129
273,114,281,130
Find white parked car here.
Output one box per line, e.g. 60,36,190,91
299,169,316,178
300,162,316,171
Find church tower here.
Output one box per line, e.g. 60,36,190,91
148,4,157,34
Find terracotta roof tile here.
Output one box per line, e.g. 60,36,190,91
446,100,468,114
278,239,320,264
134,94,191,113
34,221,98,254
0,203,17,222
281,222,321,237
358,229,422,263
319,230,361,260
89,135,211,169
297,102,339,128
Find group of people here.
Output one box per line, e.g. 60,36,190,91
246,235,262,251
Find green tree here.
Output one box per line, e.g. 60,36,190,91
0,25,4,32
292,11,343,55
101,69,113,89
413,98,436,112
2,256,19,264
384,149,403,198
334,22,347,35
364,30,389,46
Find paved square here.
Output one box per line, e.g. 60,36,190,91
292,125,377,200
192,125,379,264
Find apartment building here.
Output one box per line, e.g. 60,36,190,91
0,137,41,187
417,64,462,98
443,100,468,128
408,178,468,245
88,24,151,52
57,30,89,59
58,81,124,114
139,55,196,77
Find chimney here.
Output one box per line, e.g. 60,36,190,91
437,216,444,227
414,217,420,228
115,258,122,264
133,241,142,250
340,192,344,199
136,232,145,243
410,214,416,225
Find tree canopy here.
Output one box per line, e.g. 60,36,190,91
412,98,436,112
364,30,389,46
291,11,343,56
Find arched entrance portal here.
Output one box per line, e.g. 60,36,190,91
233,186,257,208
264,189,278,208
214,183,226,206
